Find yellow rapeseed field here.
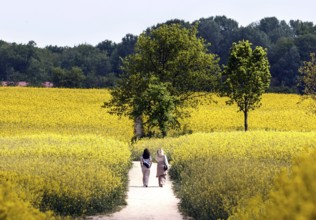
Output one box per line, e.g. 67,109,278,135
0,134,131,217
0,87,133,217
133,131,316,219
230,148,316,220
1,87,316,219
0,87,133,141
1,87,316,139
186,93,316,132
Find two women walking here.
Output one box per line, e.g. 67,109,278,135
140,148,169,187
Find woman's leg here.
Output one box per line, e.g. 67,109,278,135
142,168,149,186
159,174,166,187
158,175,162,187
144,169,150,187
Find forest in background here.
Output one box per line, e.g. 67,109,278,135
1,16,316,92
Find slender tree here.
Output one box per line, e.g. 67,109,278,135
222,40,271,131
298,53,316,113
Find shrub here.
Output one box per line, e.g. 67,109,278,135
230,148,316,220
0,134,131,217
0,182,54,220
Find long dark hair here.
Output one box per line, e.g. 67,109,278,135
142,148,150,159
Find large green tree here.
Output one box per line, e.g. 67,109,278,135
222,40,271,131
105,23,220,138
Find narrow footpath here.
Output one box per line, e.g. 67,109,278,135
87,161,185,220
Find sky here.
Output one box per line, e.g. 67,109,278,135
1,0,316,48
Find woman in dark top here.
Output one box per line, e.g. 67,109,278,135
140,148,152,187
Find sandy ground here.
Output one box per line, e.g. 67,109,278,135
86,161,186,220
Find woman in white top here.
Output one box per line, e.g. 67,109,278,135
140,148,152,187
156,148,169,187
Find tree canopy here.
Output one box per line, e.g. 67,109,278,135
222,40,271,131
105,23,220,137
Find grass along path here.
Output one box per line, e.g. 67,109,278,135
88,161,185,220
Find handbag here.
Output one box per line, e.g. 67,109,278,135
143,158,151,168
163,155,168,171
164,164,168,171
143,161,150,168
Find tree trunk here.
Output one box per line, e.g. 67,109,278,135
162,129,167,138
134,116,144,139
244,110,248,131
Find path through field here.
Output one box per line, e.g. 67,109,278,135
87,161,186,220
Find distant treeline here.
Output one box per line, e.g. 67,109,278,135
1,16,316,92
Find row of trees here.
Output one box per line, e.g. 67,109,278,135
0,34,137,88
105,24,271,137
1,16,316,91
106,23,316,138
196,16,316,92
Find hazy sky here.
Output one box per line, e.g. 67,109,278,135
1,0,316,47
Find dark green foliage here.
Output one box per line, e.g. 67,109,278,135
105,23,220,137
196,16,316,90
0,37,137,88
269,38,301,88
140,80,178,137
52,67,86,88
0,16,315,91
197,16,239,65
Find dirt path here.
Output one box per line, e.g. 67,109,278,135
87,161,185,220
